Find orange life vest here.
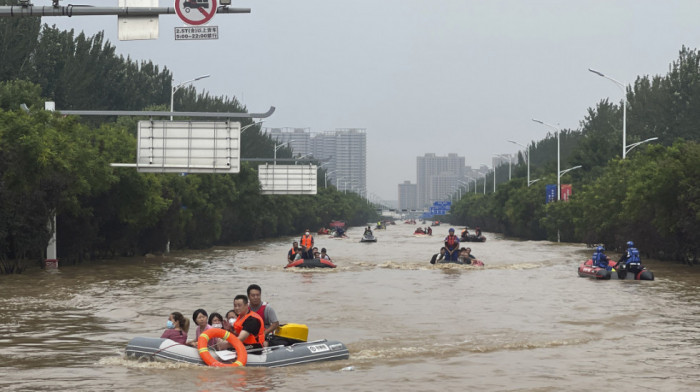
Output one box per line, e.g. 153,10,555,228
445,234,458,249
300,234,313,249
233,310,265,346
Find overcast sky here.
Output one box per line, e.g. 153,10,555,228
42,0,700,200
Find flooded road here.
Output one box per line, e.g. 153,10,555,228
1,223,699,391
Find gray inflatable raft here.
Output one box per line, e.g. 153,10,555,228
125,337,349,368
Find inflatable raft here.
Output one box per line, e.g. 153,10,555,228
125,337,349,367
125,324,349,368
286,258,337,268
439,259,485,266
578,259,654,281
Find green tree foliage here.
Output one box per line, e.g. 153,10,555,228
452,47,700,263
0,25,377,272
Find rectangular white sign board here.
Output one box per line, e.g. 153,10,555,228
118,0,159,41
175,26,219,40
258,165,318,195
137,121,240,173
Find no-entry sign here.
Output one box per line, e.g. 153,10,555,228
175,0,217,26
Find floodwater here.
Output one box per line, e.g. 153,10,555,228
1,223,699,391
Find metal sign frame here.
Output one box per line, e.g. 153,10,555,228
258,164,318,195
136,120,240,173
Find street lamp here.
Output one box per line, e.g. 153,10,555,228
589,68,627,159
509,139,534,186
325,170,337,188
481,163,495,193
560,165,582,177
626,137,659,155
241,120,264,133
170,74,210,120
463,177,477,193
273,140,294,165
294,154,311,164
532,119,561,200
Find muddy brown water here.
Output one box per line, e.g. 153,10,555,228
1,224,699,391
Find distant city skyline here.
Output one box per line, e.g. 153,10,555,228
43,0,700,200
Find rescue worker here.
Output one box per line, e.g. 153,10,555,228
300,229,314,259
218,294,265,351
444,228,460,261
618,241,643,275
247,284,280,342
287,241,300,264
592,246,611,270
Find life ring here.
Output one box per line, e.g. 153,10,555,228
197,328,247,367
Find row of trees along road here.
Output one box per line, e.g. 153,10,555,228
450,46,700,264
0,23,378,274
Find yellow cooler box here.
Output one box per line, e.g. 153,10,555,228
274,323,308,343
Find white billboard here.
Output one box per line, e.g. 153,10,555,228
136,121,240,173
258,164,318,195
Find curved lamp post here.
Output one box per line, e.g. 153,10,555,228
171,74,210,120
532,118,561,200
626,137,659,155
589,68,627,159
273,139,294,165
241,120,264,133
324,170,337,188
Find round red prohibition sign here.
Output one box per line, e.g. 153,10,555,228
175,0,217,26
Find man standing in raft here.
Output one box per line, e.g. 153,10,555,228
444,228,460,261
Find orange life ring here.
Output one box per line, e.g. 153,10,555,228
197,327,248,367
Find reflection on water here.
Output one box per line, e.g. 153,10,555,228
1,223,699,391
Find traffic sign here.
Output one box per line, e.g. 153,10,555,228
175,0,217,26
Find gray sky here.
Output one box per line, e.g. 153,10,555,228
43,0,700,200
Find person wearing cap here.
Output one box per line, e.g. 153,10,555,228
300,229,314,259
287,241,301,264
444,228,460,261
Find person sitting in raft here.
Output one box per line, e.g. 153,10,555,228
618,241,644,274
461,228,469,239
161,311,190,345
364,226,373,236
300,229,314,259
592,246,612,270
205,312,225,347
247,284,280,343
313,247,321,259
287,241,301,264
414,227,424,234
430,247,447,264
217,295,265,351
187,308,211,346
444,228,460,261
320,247,332,261
458,247,477,264
224,309,237,333
475,226,482,237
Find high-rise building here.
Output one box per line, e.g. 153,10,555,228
313,128,366,194
266,127,367,195
416,153,465,208
266,127,311,157
398,181,418,210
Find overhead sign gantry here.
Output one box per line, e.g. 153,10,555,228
0,0,249,40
